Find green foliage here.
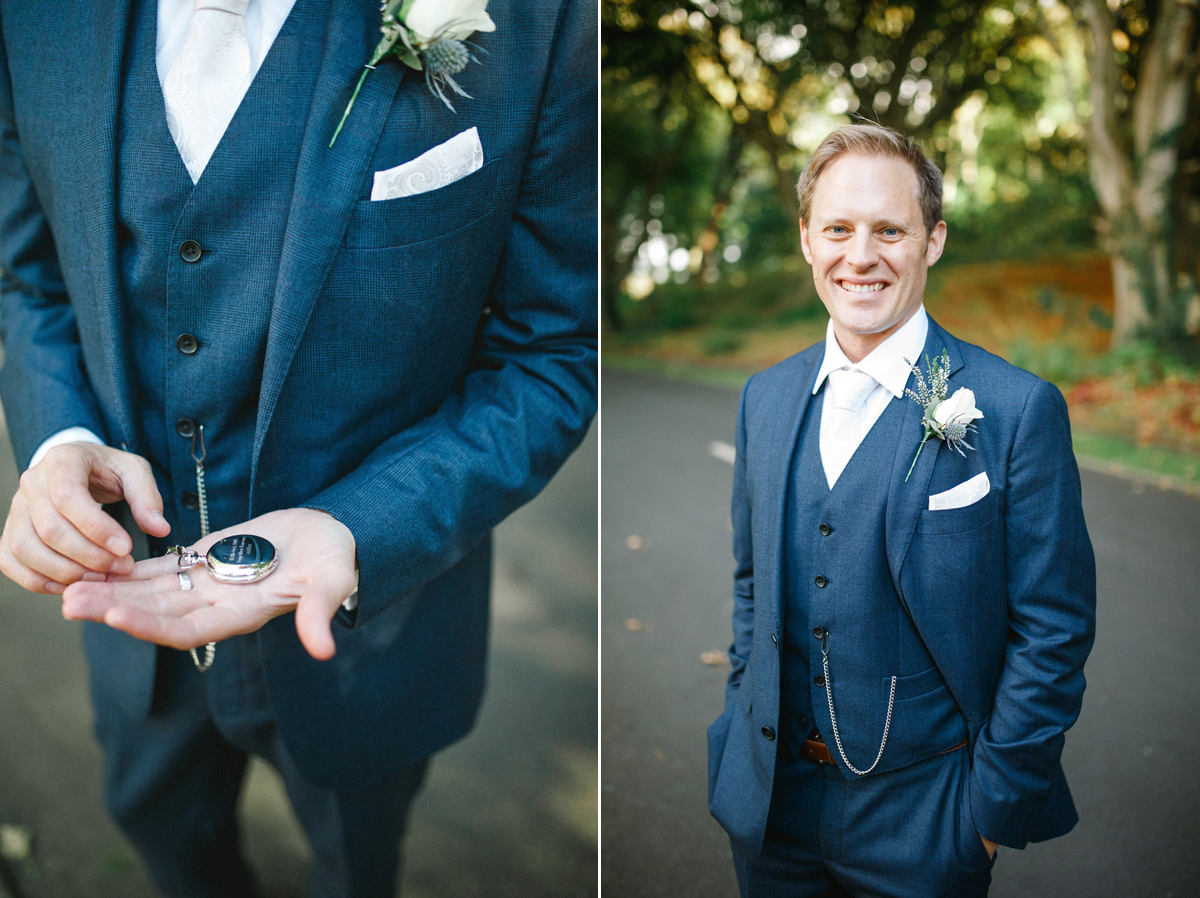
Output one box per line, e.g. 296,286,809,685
615,267,819,335
702,330,746,356
1094,339,1200,387
601,0,1108,333
1005,336,1086,385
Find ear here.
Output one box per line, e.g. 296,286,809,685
925,220,947,267
800,219,814,264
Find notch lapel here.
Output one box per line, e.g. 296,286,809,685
884,318,965,593
252,1,406,488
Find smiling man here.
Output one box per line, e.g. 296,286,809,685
707,123,1096,897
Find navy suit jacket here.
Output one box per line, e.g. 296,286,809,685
0,0,596,789
708,317,1096,855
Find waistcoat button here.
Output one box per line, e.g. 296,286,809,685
761,726,775,741
181,491,199,510
814,575,827,588
812,627,825,639
175,417,196,438
177,333,199,355
814,675,825,687
179,240,202,262
819,523,831,536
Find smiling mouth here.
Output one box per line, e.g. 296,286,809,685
838,280,887,294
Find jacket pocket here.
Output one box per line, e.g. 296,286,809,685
916,487,1001,536
343,159,501,248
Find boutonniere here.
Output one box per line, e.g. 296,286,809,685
903,349,984,482
329,0,495,147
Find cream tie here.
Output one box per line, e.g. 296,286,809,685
821,367,878,488
163,0,252,183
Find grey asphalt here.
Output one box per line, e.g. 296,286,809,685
0,419,597,898
601,366,1200,897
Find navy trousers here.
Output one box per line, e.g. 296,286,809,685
733,747,994,898
89,640,427,898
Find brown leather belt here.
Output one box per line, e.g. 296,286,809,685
800,730,836,765
800,729,967,766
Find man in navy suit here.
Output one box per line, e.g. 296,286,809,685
707,124,1095,896
0,1,595,895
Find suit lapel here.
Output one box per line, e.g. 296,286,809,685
761,349,823,628
252,0,406,477
884,317,965,590
72,0,137,448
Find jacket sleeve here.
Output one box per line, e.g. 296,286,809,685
301,0,597,625
969,378,1097,847
0,25,108,469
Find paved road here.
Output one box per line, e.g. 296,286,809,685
0,421,597,898
601,366,1200,897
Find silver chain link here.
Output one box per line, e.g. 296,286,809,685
820,631,895,776
189,426,215,672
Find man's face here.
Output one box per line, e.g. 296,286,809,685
800,152,946,362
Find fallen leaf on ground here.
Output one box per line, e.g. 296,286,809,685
0,823,32,861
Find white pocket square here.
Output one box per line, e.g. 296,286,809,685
370,126,484,201
928,471,990,511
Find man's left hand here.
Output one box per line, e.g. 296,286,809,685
60,508,357,660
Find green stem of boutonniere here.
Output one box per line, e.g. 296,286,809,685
328,67,369,148
905,432,932,483
329,45,389,148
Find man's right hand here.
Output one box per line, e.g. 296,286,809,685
0,443,170,594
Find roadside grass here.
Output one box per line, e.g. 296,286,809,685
603,252,1200,487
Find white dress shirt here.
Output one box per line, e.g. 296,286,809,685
156,0,297,88
812,306,930,477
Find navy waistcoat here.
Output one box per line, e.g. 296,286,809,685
779,386,967,777
117,0,326,548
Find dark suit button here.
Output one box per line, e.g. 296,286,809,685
181,491,199,510
176,333,199,355
815,575,827,588
819,523,831,536
175,417,196,438
761,726,775,741
814,675,826,687
179,240,202,262
771,634,778,648
813,627,825,639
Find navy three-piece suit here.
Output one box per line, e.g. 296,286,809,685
708,318,1096,894
0,0,595,893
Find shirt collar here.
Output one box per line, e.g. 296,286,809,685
812,306,929,398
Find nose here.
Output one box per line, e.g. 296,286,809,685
845,231,879,270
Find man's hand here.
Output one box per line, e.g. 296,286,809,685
0,443,170,593
60,508,358,660
981,835,998,860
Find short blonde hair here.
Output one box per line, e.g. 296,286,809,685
795,124,944,236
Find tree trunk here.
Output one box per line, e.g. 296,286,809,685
1076,0,1200,347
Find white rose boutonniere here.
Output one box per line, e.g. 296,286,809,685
903,349,983,482
330,0,495,147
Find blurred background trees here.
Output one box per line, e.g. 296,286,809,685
601,0,1200,353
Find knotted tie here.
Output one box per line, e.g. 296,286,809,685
163,0,252,183
820,367,878,487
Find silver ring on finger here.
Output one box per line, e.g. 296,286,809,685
178,570,193,591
